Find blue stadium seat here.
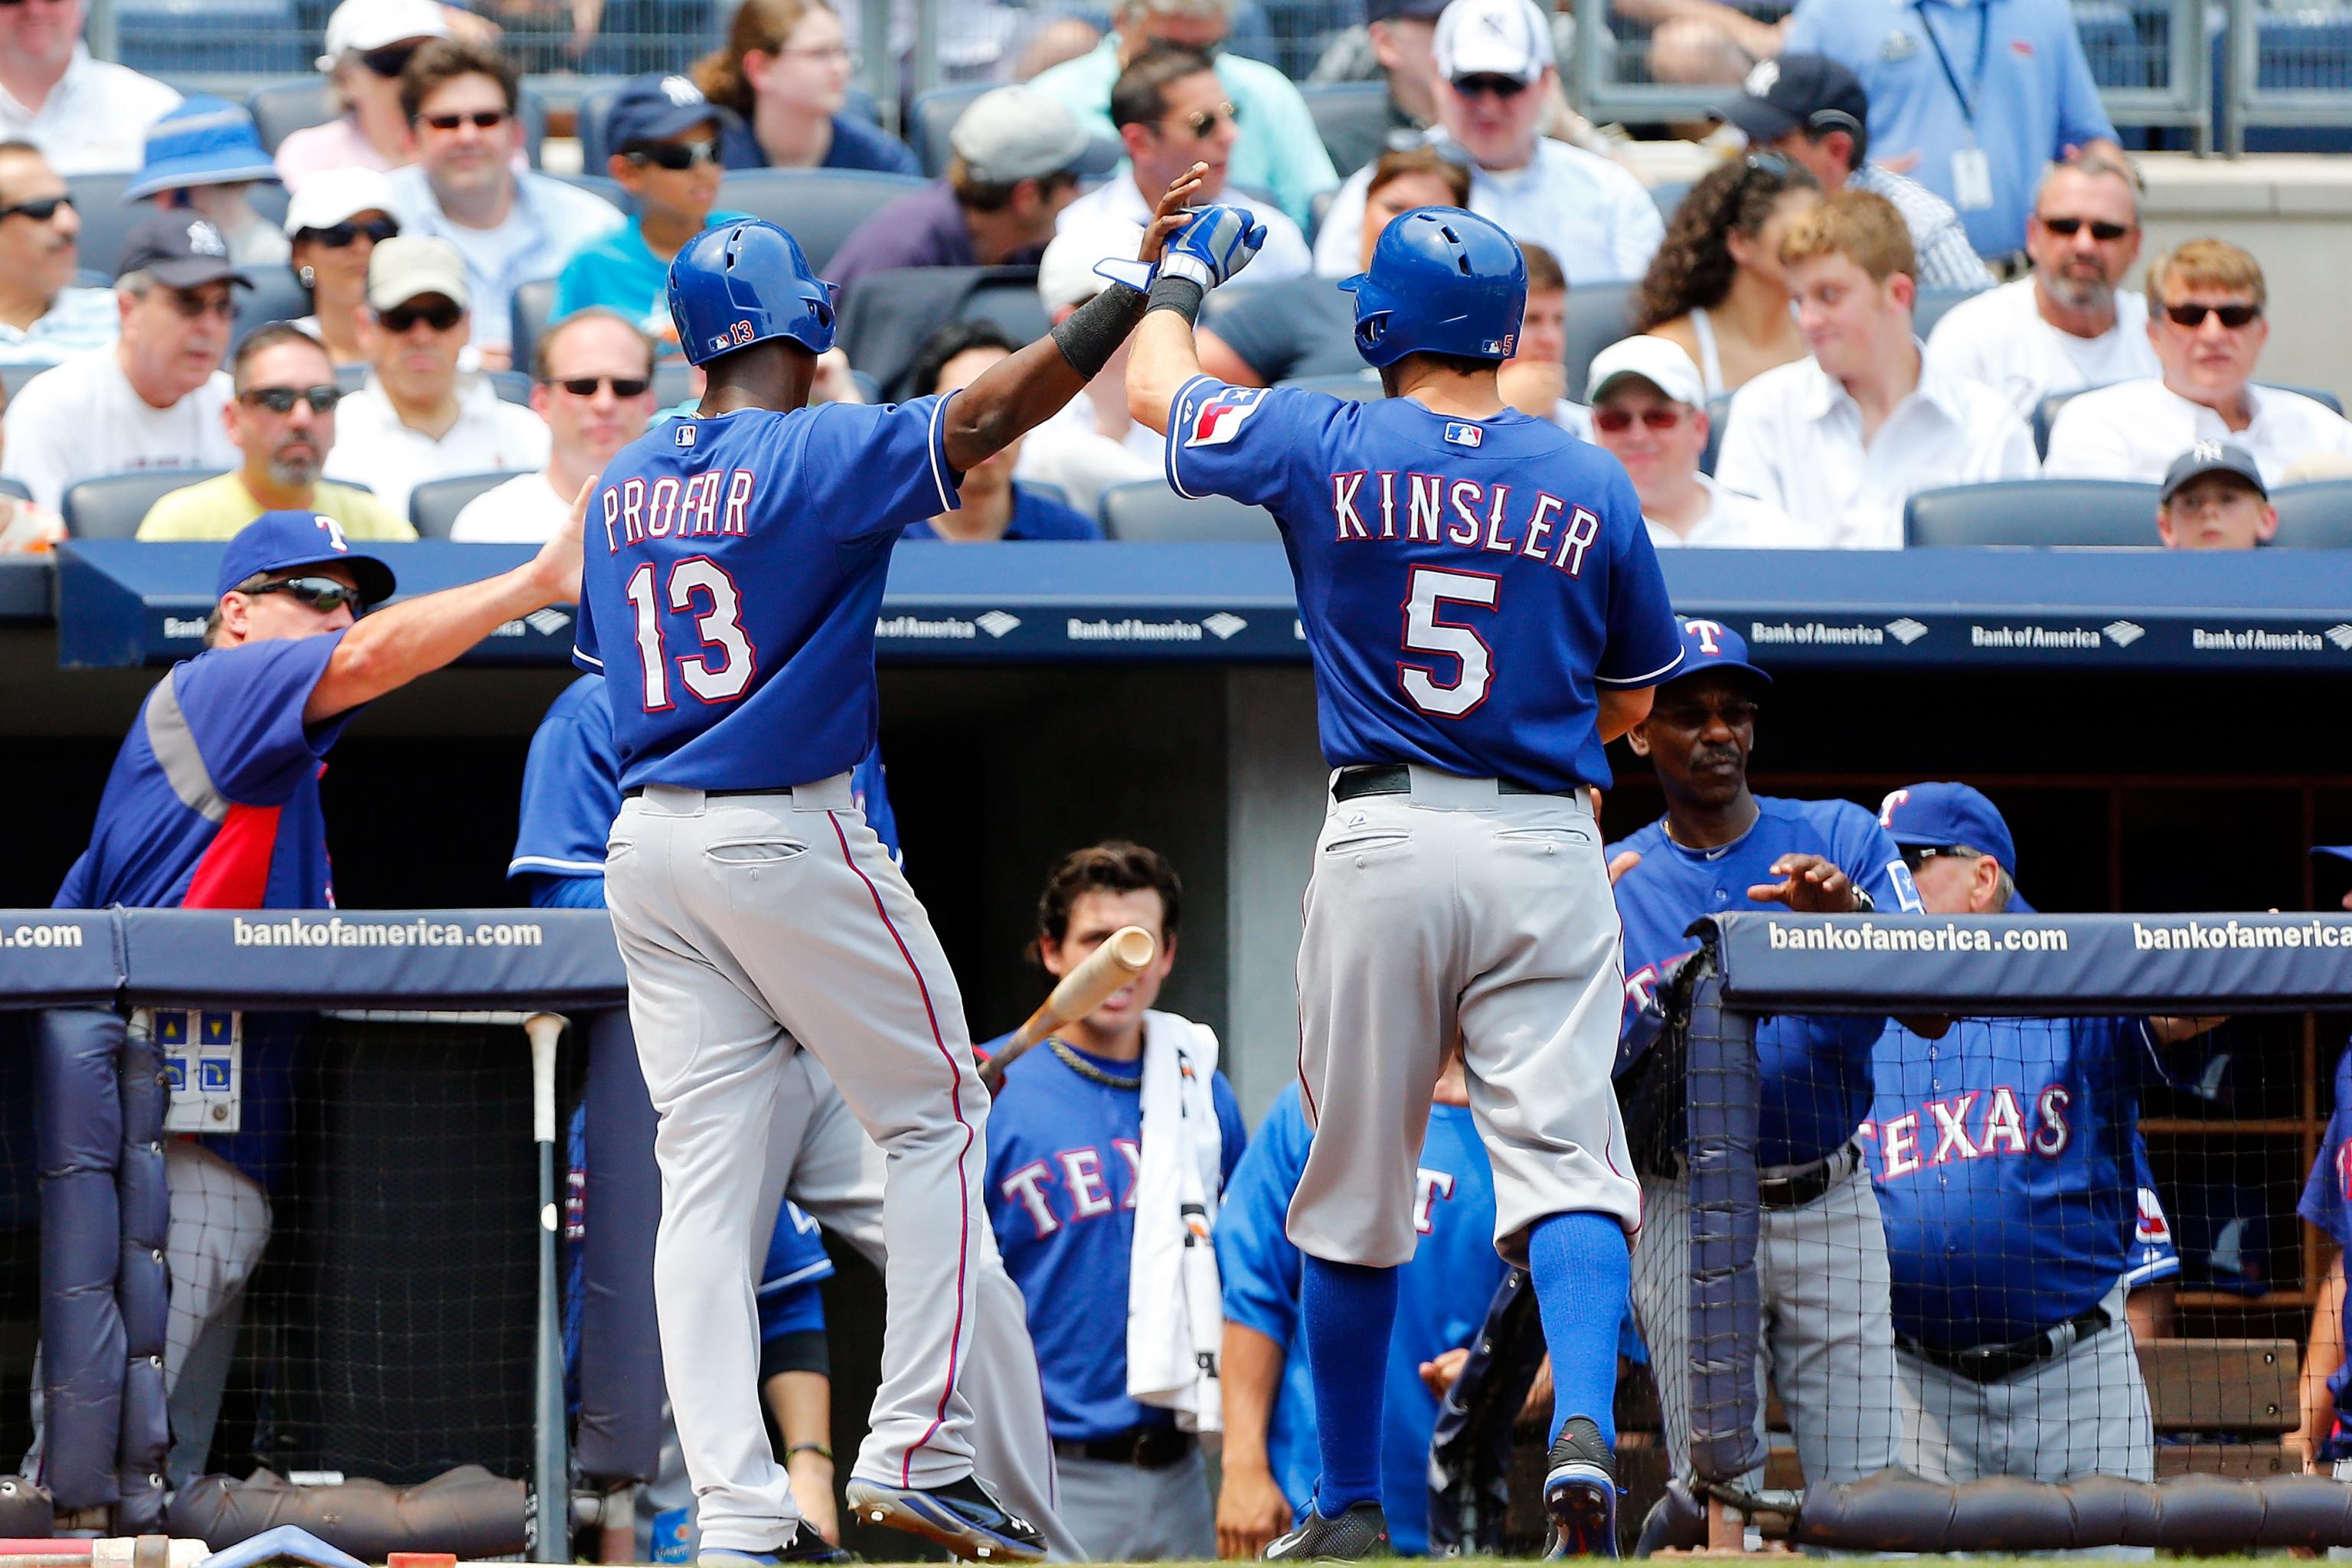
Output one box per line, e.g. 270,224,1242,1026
1280,371,1380,400
908,85,991,178
511,279,558,375
714,168,926,274
1913,288,1975,341
1299,80,1391,176
2270,482,2352,548
576,80,629,175
1563,283,1636,407
0,476,28,503
335,361,368,394
488,371,534,406
64,469,228,540
1700,392,1732,475
959,273,1051,348
1904,479,2161,547
838,265,1045,402
411,470,531,538
68,172,140,280
1650,180,1691,221
235,265,312,348
1099,481,1279,541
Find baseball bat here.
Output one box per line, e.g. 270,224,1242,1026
976,925,1157,1093
522,1013,569,1564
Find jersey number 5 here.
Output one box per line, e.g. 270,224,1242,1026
623,557,756,711
1399,566,1498,717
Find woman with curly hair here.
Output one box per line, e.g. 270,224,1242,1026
1627,152,1819,398
694,0,920,175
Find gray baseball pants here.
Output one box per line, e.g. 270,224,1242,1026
1050,1449,1214,1561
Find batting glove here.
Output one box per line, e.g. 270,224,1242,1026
1157,205,1267,291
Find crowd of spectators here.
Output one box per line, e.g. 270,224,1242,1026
0,0,2337,557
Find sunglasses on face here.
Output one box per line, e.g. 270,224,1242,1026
2037,214,2131,241
1593,405,1687,433
240,384,344,414
299,217,399,249
548,375,652,397
626,138,723,172
1167,101,1237,138
358,43,419,77
379,299,465,333
2160,300,2262,329
420,109,511,132
245,576,368,616
0,194,69,223
162,290,235,321
1452,73,1530,100
1900,844,1981,871
1658,697,1758,729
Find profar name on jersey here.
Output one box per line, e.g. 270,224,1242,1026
600,469,759,552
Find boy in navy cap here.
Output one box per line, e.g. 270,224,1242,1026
2157,441,2276,550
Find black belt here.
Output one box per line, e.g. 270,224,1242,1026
1900,1304,2113,1384
1756,1140,1860,1211
621,786,793,799
1052,1428,1197,1470
1332,764,1567,802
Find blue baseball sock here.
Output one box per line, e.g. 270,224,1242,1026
1525,1210,1629,1447
1300,1254,1398,1513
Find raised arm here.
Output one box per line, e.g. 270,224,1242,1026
305,482,587,724
1125,204,1270,436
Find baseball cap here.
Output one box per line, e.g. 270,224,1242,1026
126,96,280,202
1663,616,1771,691
318,0,451,67
1586,335,1706,408
1877,782,2017,879
1369,0,1449,23
216,509,397,607
606,72,725,154
1435,0,1554,86
1037,215,1147,312
1713,54,1869,146
2161,441,2267,505
283,166,400,238
951,87,1093,185
366,235,469,312
118,209,248,289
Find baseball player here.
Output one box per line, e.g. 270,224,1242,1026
40,504,581,1489
574,178,1203,1565
1609,620,1921,1500
980,842,1246,1561
1213,1053,1507,1558
2292,850,2352,1474
510,677,1086,1560
1868,782,2214,1485
1128,203,1685,1558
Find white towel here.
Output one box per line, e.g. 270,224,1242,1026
1125,1009,1226,1433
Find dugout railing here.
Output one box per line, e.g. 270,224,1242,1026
1627,908,2352,1555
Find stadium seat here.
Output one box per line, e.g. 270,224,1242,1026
511,279,557,376
576,80,628,174
1300,80,1390,177
64,469,227,540
838,266,1042,402
1280,371,1380,400
335,361,368,394
0,476,28,502
247,81,550,167
2271,481,2352,547
548,172,632,214
234,264,311,346
959,273,1050,350
1099,481,1280,541
1650,180,1691,221
907,84,991,177
2273,382,2347,416
68,172,140,279
714,169,926,274
1563,283,1635,404
1700,392,1731,475
1904,479,2161,547
411,470,530,538
2,362,50,403
488,371,534,406
1912,288,1975,341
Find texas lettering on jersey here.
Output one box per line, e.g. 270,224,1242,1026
1858,1086,2077,1180
998,1153,1457,1239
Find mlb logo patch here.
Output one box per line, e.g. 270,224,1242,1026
1185,386,1267,447
675,423,697,446
1443,421,1484,448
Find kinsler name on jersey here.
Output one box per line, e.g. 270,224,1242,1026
1328,469,1606,577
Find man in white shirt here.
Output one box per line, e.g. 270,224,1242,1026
1926,154,2157,420
2154,442,2276,552
2043,238,2352,487
0,139,113,369
324,234,549,521
1713,190,2036,549
1,210,242,511
1057,46,1311,286
384,38,621,370
1587,334,1803,548
1011,215,1163,515
0,0,178,175
1310,0,1664,286
451,307,654,541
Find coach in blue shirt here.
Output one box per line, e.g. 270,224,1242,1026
1782,0,2122,259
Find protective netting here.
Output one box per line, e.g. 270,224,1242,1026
0,1018,39,1470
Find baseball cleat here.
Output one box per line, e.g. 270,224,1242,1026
1263,1498,1391,1561
841,1475,1045,1563
699,1529,854,1568
1542,1416,1622,1559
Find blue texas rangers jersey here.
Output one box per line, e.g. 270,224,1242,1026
2298,1044,2352,1460
1216,1083,1503,1555
760,1198,835,1344
1162,379,1682,792
2127,1132,2180,1287
57,634,358,910
1864,1014,2189,1348
508,675,901,909
574,396,959,792
1612,796,1919,1167
982,1030,1247,1442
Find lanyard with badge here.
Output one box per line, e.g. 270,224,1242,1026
1910,0,1996,211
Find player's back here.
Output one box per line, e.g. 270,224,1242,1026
1166,381,1680,793
573,396,957,792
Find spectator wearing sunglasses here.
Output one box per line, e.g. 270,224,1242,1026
2044,239,2352,488
0,139,113,371
323,235,548,521
1310,0,1662,288
1056,47,1310,287
128,96,288,270
2,210,244,512
1926,154,2155,420
384,38,622,371
692,0,919,175
137,322,411,541
283,168,401,368
274,0,452,195
551,73,745,356
1586,334,1802,548
451,309,655,542
0,0,179,177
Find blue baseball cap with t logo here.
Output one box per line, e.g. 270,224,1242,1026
216,509,397,606
1664,616,1772,691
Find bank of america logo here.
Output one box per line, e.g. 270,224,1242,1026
975,611,1020,639
2102,620,2145,648
1883,618,1927,645
1203,612,1246,640
2327,624,2352,651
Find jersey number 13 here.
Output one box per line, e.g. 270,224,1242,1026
624,557,756,710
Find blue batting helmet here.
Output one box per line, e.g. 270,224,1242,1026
1339,206,1526,368
668,219,836,367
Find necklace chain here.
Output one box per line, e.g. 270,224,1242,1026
1048,1036,1142,1089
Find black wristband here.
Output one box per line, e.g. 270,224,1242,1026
1145,274,1206,325
1050,283,1150,381
760,1327,831,1383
